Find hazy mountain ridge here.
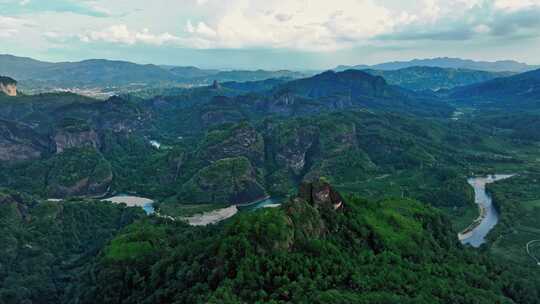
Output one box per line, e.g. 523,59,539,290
336,57,539,73
449,68,540,106
0,54,307,91
362,66,514,91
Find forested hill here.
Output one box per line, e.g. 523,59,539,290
336,57,538,73
0,190,144,304
0,54,306,89
363,67,514,91
449,68,540,107
70,181,539,303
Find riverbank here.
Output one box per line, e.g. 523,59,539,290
459,174,515,247
183,205,239,226
101,195,155,215
458,202,488,241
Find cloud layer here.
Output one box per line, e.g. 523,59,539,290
1,0,540,68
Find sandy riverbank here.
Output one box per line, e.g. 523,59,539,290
101,195,153,207
183,206,238,226
459,174,515,246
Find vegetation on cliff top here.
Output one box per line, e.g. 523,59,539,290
70,182,540,303
0,190,144,304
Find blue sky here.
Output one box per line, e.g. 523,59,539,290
1,0,540,70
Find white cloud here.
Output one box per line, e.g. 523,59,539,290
421,0,441,21
83,1,113,17
0,16,28,37
178,0,540,51
474,24,491,34
186,20,216,38
80,24,179,45
4,0,540,63
180,0,398,51
495,0,540,10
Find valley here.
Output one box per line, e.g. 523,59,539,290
1,55,540,303
5,0,540,301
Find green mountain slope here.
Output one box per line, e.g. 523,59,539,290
336,57,538,73
0,190,144,304
72,181,540,303
449,68,540,107
0,55,307,90
364,66,513,91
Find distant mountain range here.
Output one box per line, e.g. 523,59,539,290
362,66,514,91
449,68,540,106
0,54,307,90
3,54,539,98
336,57,539,73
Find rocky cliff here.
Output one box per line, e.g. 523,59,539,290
46,148,113,198
0,76,17,96
0,120,51,162
54,129,100,154
297,179,345,210
179,157,267,205
198,123,265,166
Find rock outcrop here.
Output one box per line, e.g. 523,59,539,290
0,120,50,162
199,123,265,166
0,76,17,97
48,174,113,198
280,180,346,242
297,179,345,210
179,157,267,205
46,148,113,198
271,124,319,176
54,129,100,154
211,80,221,90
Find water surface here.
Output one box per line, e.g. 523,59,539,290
238,197,281,211
460,174,514,247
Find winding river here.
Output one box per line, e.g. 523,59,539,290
459,174,514,247
238,197,281,211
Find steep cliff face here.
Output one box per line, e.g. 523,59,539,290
0,76,17,97
54,129,100,154
297,179,345,210
46,148,113,198
179,157,267,205
268,123,319,176
198,123,265,166
0,120,51,162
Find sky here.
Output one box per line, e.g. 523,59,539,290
1,0,540,70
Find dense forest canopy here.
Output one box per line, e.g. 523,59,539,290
1,63,540,303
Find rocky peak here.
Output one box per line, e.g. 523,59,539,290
297,179,345,210
0,76,17,97
0,120,50,162
211,80,222,90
